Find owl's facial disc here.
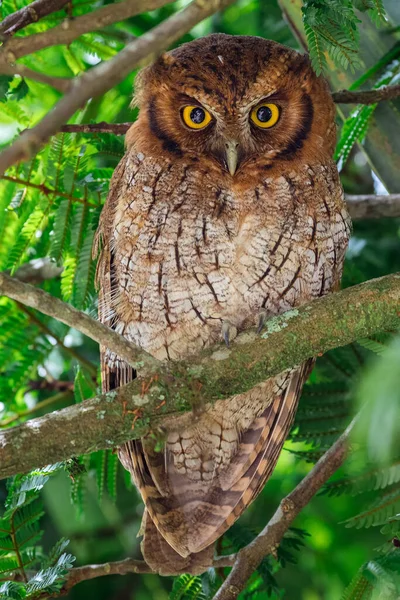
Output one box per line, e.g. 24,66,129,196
179,98,282,176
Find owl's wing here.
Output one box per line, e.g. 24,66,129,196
95,154,136,392
120,361,313,573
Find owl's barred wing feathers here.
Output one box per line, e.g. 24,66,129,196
104,353,311,575
139,365,311,575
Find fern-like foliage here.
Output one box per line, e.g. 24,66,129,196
1,133,122,307
0,131,122,430
170,574,209,600
310,338,400,581
302,0,386,75
290,343,366,452
323,458,400,497
335,57,400,166
0,466,75,599
343,485,400,529
342,550,400,599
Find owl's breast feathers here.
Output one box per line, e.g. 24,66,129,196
96,149,350,574
96,151,350,361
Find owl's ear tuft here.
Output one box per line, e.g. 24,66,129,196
156,52,176,68
297,53,323,89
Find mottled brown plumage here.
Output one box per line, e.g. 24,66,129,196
95,34,351,575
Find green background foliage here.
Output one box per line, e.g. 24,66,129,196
0,0,400,598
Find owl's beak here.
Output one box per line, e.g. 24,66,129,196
225,140,239,176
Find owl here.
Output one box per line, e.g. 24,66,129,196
95,34,351,575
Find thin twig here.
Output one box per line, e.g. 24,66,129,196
1,63,72,93
0,273,398,480
42,555,237,598
212,417,357,600
0,0,237,176
332,84,400,104
0,0,70,37
0,390,72,427
17,303,98,376
2,175,100,207
29,378,75,393
61,122,131,135
0,272,160,374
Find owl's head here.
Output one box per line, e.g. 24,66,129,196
131,34,336,180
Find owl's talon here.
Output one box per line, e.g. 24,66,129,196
222,320,237,348
257,310,267,334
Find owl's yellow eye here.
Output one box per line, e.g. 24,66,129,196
182,105,212,130
250,103,280,129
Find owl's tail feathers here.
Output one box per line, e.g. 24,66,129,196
141,510,214,575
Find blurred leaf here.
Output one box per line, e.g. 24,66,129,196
0,75,13,101
356,338,400,464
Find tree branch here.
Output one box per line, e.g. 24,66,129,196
0,0,236,176
60,122,132,135
13,257,63,284
0,0,70,37
212,417,356,600
345,194,400,219
0,272,398,480
332,84,400,105
0,272,160,374
51,555,236,597
0,0,170,61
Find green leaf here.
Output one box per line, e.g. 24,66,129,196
25,552,75,596
0,75,14,101
106,451,118,502
353,0,375,11
49,198,73,261
342,551,400,599
74,367,96,403
10,80,29,102
0,581,26,600
170,574,207,600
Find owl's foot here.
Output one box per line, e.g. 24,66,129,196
257,310,267,334
221,320,238,348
